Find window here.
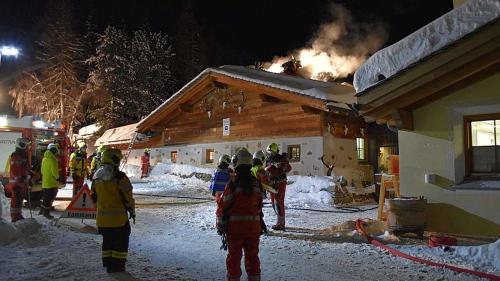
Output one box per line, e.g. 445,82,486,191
356,138,367,161
466,115,500,174
206,149,214,164
287,145,300,162
170,151,177,163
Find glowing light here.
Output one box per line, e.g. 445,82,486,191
0,46,19,57
0,117,7,126
32,120,45,128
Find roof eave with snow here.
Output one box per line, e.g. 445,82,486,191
137,65,356,133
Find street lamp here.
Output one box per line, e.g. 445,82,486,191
0,46,19,65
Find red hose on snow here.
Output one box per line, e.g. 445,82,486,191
355,219,500,281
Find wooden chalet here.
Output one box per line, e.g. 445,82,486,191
135,65,374,183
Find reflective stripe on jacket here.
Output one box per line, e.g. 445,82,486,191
8,151,30,187
91,165,135,228
210,168,231,192
216,176,263,232
69,151,87,177
41,150,60,189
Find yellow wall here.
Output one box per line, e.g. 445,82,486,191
399,72,500,237
323,133,373,186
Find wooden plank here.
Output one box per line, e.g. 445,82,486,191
392,109,414,131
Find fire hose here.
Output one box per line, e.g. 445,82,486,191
355,219,500,281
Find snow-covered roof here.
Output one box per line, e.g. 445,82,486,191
94,123,146,146
77,124,101,139
354,0,500,94
138,65,355,129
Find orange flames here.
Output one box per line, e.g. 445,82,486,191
264,4,387,81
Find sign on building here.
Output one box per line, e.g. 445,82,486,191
223,118,230,136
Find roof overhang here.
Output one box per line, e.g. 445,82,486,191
357,19,500,130
136,67,356,133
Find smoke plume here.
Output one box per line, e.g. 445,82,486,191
264,3,388,81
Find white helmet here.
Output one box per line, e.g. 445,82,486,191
15,138,30,150
253,150,266,163
232,148,252,168
218,154,231,166
47,143,59,154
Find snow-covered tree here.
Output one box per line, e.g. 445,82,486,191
9,0,86,133
87,26,175,128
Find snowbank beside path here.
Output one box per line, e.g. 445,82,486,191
393,239,500,275
0,216,194,281
286,175,333,208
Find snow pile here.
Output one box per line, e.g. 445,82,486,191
0,183,9,220
0,218,42,246
286,175,333,208
122,163,142,178
149,163,213,177
454,239,500,271
354,0,500,93
394,239,500,274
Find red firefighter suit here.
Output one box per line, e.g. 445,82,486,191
266,153,291,230
7,149,30,222
140,152,150,179
216,175,264,281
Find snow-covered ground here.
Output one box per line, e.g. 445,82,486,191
1,164,498,281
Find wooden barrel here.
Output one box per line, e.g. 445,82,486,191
386,197,427,233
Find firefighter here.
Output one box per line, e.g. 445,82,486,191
41,143,60,219
265,143,291,231
91,148,135,274
140,148,150,179
69,141,87,196
6,137,31,222
90,145,105,179
209,154,232,200
251,150,276,194
216,148,265,281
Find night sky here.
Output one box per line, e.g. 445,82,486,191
0,0,453,114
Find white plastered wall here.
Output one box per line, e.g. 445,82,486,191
399,72,500,225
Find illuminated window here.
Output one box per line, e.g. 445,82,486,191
287,145,300,162
206,149,214,164
467,117,500,173
171,151,177,163
356,138,366,161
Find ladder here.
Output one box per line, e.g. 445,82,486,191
377,174,401,221
120,132,138,171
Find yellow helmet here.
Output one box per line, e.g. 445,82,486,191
97,145,106,153
101,148,123,166
266,143,279,154
77,140,87,151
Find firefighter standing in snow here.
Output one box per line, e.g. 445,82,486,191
209,154,232,200
91,148,135,273
217,148,265,281
6,138,31,222
41,143,60,219
265,143,291,230
89,145,105,179
140,148,150,178
69,142,87,196
251,150,276,194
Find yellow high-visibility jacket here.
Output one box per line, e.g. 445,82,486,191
69,151,87,177
91,165,135,228
41,150,60,189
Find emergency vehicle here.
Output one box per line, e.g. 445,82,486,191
0,115,70,204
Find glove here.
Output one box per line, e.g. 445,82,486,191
128,209,136,224
217,223,225,236
71,173,77,179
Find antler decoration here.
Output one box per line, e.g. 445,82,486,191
199,96,214,118
234,90,246,114
321,155,336,176
219,88,231,110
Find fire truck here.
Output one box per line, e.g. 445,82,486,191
0,115,70,205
